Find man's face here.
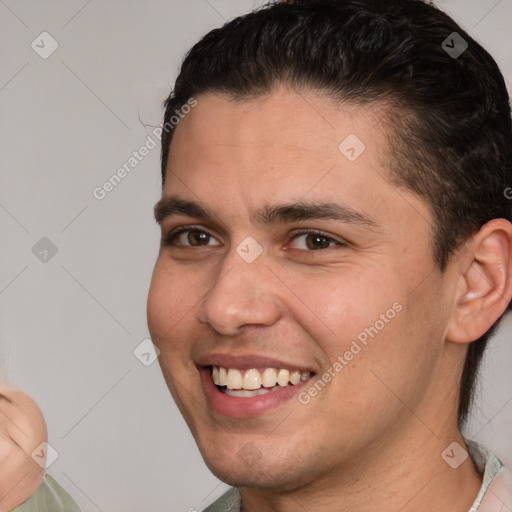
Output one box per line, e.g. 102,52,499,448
147,87,459,490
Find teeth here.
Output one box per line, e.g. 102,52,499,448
212,366,312,391
277,369,290,386
242,368,261,390
261,368,277,387
290,370,301,385
226,368,243,390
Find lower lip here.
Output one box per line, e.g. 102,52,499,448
199,367,313,418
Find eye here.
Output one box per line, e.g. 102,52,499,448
162,227,344,251
288,229,344,250
162,226,220,247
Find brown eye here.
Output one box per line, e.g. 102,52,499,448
184,230,210,246
163,227,220,247
288,230,343,251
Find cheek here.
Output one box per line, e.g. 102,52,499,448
147,260,207,389
292,270,432,405
290,267,400,357
147,260,196,341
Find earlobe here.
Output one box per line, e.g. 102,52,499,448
446,219,512,344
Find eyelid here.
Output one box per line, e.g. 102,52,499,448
167,224,212,237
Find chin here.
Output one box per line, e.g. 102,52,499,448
208,462,294,490
199,440,316,492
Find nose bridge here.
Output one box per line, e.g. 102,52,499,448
198,239,281,334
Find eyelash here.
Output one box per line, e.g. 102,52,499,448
161,225,345,250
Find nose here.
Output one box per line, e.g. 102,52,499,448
197,243,282,335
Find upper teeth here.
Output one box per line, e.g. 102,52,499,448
212,366,312,390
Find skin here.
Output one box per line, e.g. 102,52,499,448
0,384,46,512
147,85,512,512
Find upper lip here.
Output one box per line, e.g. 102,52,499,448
196,353,316,373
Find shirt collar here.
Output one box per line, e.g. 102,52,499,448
465,437,512,512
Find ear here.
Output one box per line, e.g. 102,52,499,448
446,219,512,344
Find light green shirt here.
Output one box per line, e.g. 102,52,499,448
202,439,512,512
10,474,81,512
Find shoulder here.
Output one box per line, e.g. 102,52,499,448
10,474,81,512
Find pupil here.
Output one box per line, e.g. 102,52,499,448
190,231,208,246
308,234,328,250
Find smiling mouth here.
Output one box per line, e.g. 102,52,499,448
210,365,315,397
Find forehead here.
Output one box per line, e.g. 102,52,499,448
162,87,432,242
165,87,393,198
168,87,384,166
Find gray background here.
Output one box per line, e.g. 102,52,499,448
0,1,511,511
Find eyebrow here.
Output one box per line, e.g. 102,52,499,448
154,195,379,230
